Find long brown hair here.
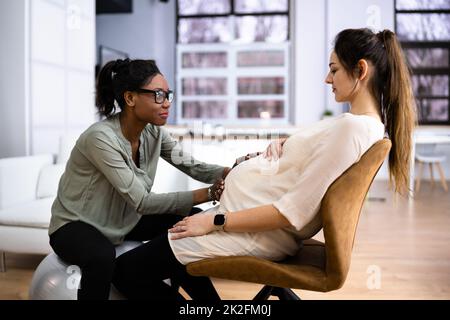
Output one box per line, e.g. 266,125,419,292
334,28,417,194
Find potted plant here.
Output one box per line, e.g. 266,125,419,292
322,109,334,119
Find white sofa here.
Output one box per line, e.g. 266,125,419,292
0,154,63,271
0,134,203,272
0,134,269,272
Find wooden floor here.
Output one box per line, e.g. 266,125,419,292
1,181,449,300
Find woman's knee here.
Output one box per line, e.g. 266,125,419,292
49,221,116,268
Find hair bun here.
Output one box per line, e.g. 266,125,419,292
112,58,131,72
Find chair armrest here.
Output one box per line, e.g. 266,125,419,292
0,154,53,209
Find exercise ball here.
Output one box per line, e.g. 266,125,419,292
29,241,142,300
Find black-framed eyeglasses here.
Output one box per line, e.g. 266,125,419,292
135,88,174,104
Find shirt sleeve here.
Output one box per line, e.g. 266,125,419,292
273,119,369,231
159,128,225,183
81,130,193,216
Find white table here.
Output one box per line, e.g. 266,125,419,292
415,135,450,145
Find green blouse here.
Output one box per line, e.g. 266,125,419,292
49,114,225,245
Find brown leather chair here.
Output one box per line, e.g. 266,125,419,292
187,139,392,300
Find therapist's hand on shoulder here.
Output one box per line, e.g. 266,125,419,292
169,214,215,240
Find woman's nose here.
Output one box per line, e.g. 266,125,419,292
163,98,170,108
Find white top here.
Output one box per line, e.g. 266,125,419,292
169,113,385,265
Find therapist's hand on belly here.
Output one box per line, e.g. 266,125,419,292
169,214,215,240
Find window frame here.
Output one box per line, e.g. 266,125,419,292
176,42,290,125
176,0,291,43
175,0,291,125
394,0,450,125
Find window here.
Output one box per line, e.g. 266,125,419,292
176,0,290,125
395,0,450,125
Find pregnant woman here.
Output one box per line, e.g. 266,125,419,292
112,28,416,300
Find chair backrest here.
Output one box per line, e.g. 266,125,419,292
319,139,391,290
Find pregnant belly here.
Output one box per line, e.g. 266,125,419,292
219,157,278,212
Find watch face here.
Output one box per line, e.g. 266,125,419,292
214,214,225,226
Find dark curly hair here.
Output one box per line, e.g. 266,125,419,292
95,59,161,118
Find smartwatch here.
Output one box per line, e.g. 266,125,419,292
213,213,227,231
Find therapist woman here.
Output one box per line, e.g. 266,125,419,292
48,59,229,300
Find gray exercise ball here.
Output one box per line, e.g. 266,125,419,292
29,241,142,300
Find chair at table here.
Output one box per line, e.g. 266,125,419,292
415,144,448,192
186,139,391,300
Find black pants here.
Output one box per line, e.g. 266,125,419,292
49,210,218,300
112,233,220,301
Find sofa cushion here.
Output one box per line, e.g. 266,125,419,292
0,154,53,209
0,197,54,228
57,134,78,164
36,163,65,199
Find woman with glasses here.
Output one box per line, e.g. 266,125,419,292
48,59,229,300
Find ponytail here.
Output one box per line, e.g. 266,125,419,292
380,30,417,194
95,60,118,118
95,59,161,118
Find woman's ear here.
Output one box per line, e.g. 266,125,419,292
123,91,136,107
357,59,369,80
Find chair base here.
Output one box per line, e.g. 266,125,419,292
253,285,301,300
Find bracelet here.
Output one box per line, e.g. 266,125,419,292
208,187,217,205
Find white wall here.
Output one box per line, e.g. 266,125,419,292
0,0,30,157
293,0,327,126
96,1,153,62
30,0,96,155
96,0,177,123
0,0,96,158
